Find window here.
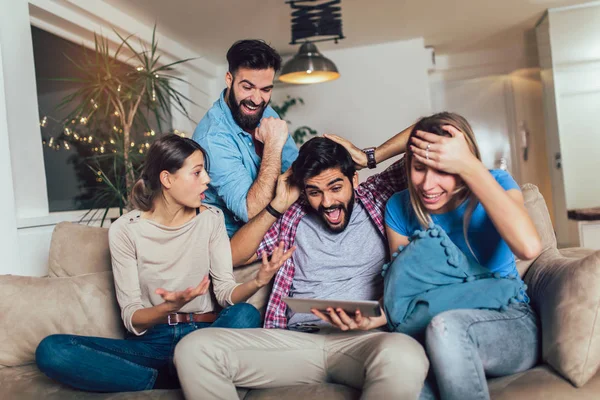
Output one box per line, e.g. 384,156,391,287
31,26,171,212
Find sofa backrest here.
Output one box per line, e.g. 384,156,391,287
48,222,111,277
49,184,556,281
517,184,557,277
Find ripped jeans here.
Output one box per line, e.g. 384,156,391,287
419,303,540,400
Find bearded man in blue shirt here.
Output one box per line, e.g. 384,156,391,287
193,39,299,236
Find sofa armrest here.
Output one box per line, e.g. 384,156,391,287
524,247,600,387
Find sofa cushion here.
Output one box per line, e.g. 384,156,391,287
0,272,123,368
0,364,185,400
525,248,600,387
49,222,111,277
245,383,359,400
488,364,600,400
0,364,354,400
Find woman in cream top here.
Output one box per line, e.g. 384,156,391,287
36,134,294,393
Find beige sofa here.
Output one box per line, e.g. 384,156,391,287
2,184,600,399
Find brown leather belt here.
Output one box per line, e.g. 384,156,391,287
165,312,217,326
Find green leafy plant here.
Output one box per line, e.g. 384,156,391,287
271,96,317,145
41,26,196,224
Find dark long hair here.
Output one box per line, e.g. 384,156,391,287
291,137,356,189
130,134,208,211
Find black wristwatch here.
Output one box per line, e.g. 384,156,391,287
363,147,377,169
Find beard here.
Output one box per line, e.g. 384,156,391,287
228,88,268,132
312,191,355,234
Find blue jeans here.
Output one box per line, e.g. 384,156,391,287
35,303,260,392
419,303,540,400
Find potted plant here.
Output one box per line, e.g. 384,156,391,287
41,26,196,224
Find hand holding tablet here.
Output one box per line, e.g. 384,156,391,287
283,297,382,318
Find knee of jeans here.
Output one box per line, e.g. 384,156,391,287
425,312,465,350
35,334,74,373
228,303,261,328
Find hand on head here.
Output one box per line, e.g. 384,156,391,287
155,275,210,313
323,133,367,170
409,125,479,176
272,168,301,213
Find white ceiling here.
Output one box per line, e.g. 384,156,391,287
104,0,589,65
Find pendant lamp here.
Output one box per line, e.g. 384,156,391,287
279,0,344,85
279,42,340,84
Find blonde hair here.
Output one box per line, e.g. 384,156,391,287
406,112,482,259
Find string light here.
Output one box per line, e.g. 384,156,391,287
113,125,118,132
80,117,88,125
110,139,115,144
100,146,105,153
63,141,70,150
136,66,144,72
91,99,98,109
130,141,135,147
88,136,93,143
114,111,120,117
73,133,80,140
64,128,71,136
117,84,121,92
40,116,48,127
48,137,54,147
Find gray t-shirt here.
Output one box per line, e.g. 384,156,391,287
287,201,387,328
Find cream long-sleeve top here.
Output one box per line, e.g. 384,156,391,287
108,206,240,335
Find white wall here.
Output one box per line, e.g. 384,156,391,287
272,38,432,180
548,4,600,211
535,3,600,247
0,0,220,276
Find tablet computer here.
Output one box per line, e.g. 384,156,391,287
283,297,382,318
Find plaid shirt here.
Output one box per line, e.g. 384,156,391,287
257,158,407,329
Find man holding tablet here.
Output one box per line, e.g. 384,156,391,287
175,130,428,399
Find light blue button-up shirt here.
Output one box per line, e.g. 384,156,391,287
192,90,299,237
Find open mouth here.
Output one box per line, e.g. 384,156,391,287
200,193,206,201
420,191,444,205
323,207,343,225
241,102,261,114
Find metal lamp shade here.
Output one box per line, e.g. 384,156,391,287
279,42,340,84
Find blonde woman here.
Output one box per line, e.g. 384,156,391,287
384,112,542,400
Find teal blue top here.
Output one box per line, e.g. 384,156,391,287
385,169,520,277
